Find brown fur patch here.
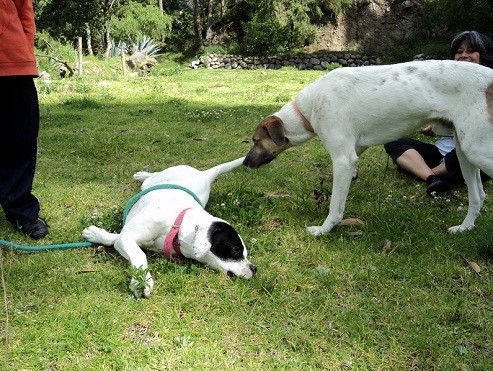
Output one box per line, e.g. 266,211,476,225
487,82,493,125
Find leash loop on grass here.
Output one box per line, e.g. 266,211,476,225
0,240,94,252
0,183,203,252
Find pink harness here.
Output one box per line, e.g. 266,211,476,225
163,208,191,261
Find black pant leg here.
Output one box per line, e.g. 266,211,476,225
0,76,41,226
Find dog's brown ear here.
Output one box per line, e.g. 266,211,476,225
262,116,286,147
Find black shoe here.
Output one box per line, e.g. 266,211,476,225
426,175,454,195
19,218,49,239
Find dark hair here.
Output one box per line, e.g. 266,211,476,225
450,30,493,68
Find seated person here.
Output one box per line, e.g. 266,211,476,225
384,30,493,195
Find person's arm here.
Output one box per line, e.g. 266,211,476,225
419,124,436,137
14,0,36,50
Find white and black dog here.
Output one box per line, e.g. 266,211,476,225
83,157,256,298
244,60,493,236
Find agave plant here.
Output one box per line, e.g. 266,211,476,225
108,39,130,57
130,35,163,58
110,35,162,58
126,35,162,73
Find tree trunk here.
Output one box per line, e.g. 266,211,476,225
103,20,112,60
158,0,163,12
77,37,83,74
192,0,203,50
101,0,118,60
205,0,214,45
85,23,94,56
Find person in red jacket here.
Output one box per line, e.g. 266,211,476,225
0,0,49,239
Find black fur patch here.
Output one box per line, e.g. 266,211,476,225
208,221,244,261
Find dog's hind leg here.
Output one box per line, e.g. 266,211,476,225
133,171,154,183
307,152,357,236
448,145,485,233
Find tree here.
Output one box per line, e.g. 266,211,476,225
241,0,317,54
424,0,493,37
205,0,214,44
192,0,204,50
37,0,121,55
37,0,172,58
110,1,172,43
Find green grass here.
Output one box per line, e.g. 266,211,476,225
1,58,492,370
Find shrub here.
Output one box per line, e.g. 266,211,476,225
241,1,317,55
110,1,172,43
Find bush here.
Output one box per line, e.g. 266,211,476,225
110,1,172,43
241,1,317,55
35,31,78,77
423,0,493,37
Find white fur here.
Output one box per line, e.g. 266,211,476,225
248,60,493,236
82,157,255,298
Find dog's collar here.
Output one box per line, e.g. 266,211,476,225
291,100,314,133
163,208,191,261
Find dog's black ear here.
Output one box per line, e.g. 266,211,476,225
262,116,286,147
208,221,244,261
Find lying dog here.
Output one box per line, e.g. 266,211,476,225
244,60,493,236
83,157,256,298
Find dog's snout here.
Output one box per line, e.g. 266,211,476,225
243,155,257,169
243,154,271,169
249,264,257,275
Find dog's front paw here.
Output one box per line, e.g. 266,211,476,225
448,224,475,234
307,225,327,236
129,271,154,298
82,225,100,242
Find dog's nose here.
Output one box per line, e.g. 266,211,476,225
243,157,255,169
249,264,257,275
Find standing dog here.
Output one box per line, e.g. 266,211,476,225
83,157,256,298
244,60,493,236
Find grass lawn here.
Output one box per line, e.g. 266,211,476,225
1,57,492,370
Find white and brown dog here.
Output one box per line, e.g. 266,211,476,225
244,60,493,236
83,157,256,298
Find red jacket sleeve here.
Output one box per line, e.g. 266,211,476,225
0,0,38,76
15,0,36,49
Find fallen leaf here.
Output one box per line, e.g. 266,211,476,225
468,261,481,275
316,265,330,276
382,239,392,252
339,218,364,227
347,230,363,236
459,255,481,275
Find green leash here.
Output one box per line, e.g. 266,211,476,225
122,184,203,224
0,184,202,252
0,240,94,252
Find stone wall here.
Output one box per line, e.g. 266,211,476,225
188,52,447,71
189,53,381,70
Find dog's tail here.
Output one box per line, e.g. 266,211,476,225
203,157,246,180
